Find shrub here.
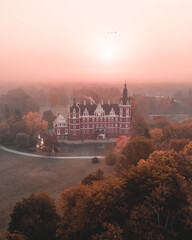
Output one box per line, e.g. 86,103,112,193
105,150,118,166
81,169,104,185
92,157,99,164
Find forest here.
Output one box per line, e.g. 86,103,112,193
1,85,192,239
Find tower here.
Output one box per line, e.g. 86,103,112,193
68,97,80,140
119,83,131,136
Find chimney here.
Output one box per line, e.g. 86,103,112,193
108,99,110,105
101,99,103,105
84,99,86,105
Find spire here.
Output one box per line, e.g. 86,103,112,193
123,81,128,99
73,97,76,106
120,82,129,105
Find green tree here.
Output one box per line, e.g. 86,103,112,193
42,110,55,130
131,116,150,138
8,193,60,240
15,132,29,148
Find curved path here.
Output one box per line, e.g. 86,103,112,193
0,145,104,159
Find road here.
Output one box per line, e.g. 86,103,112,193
0,145,104,159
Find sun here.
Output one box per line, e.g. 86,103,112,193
105,49,113,59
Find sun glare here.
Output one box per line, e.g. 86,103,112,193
105,49,113,59
94,33,122,63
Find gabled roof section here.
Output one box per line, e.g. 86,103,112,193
53,114,67,127
77,103,119,116
69,104,80,113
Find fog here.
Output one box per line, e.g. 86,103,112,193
0,0,192,85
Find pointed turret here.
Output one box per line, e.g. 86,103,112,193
120,82,129,105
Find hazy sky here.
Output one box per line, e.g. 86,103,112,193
0,0,192,84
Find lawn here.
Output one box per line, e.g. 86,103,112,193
0,149,114,235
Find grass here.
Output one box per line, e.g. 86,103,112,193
0,149,115,235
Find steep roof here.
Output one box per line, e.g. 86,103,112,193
77,103,119,116
53,114,67,127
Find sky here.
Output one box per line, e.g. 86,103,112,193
0,0,192,85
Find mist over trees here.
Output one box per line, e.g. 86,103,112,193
0,89,39,120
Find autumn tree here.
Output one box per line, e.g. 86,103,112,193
92,223,123,240
150,128,163,149
3,231,28,240
23,112,48,146
81,169,104,185
57,149,192,240
116,135,128,151
116,136,155,172
168,138,190,152
8,193,60,240
43,134,59,156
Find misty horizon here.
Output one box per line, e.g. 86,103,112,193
1,0,192,85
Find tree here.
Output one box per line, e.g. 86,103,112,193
116,137,155,172
168,138,190,152
3,104,10,119
14,109,22,121
43,134,59,156
0,88,39,119
130,116,150,139
150,128,163,149
104,149,118,166
81,169,104,185
58,150,192,240
8,193,60,240
23,112,48,146
3,231,28,240
92,223,123,240
42,110,55,130
0,120,12,144
15,133,29,148
116,136,128,151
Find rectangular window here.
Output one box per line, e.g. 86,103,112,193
57,129,60,134
65,129,68,134
73,131,76,135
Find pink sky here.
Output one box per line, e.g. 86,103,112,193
0,0,192,84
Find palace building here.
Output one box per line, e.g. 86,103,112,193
53,83,131,141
